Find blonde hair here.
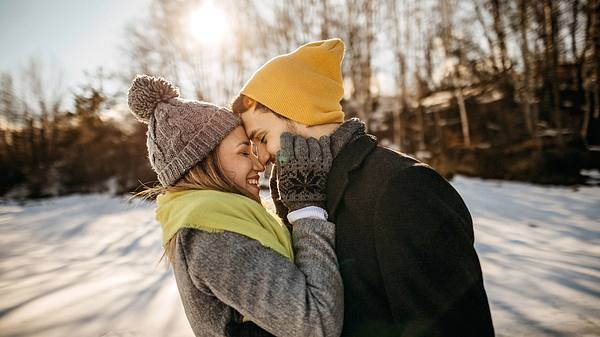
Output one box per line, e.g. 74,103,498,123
136,149,261,265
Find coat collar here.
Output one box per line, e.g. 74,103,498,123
326,134,378,219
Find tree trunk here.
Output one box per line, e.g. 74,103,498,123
491,0,509,72
440,0,471,147
519,0,534,134
363,0,375,126
416,102,427,151
571,0,580,62
473,0,500,74
394,54,407,150
580,0,598,144
543,0,564,150
455,86,471,147
390,0,407,150
346,0,375,128
320,0,331,40
580,0,593,143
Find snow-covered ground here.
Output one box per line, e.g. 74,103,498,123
452,177,600,337
0,177,598,337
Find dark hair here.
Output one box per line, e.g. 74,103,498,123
231,94,290,121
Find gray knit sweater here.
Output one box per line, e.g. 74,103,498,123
171,216,343,337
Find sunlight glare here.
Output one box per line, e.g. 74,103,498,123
188,2,229,46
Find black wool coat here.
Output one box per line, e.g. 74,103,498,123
326,134,495,337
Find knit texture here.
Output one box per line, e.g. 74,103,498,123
172,216,343,337
127,75,241,186
330,117,367,158
240,38,345,126
268,118,367,225
275,133,332,211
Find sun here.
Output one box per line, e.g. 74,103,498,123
188,2,229,46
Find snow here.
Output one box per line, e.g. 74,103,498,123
1,177,599,337
451,176,600,337
0,195,190,337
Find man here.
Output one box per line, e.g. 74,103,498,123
232,38,495,337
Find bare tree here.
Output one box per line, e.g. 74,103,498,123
581,0,600,143
319,0,332,39
542,0,564,149
518,0,535,134
489,0,510,72
344,0,376,126
0,73,17,129
440,0,471,147
386,0,408,150
0,73,17,167
473,0,501,74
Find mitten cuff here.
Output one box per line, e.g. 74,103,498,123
287,206,328,223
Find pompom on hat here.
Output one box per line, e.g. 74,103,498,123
128,75,180,123
128,74,241,186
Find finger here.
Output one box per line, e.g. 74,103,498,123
294,136,309,160
277,132,295,163
319,136,332,164
269,165,280,199
307,137,322,162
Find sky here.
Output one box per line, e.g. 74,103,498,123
0,0,402,107
0,0,151,91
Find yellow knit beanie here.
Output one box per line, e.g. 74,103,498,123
240,38,345,126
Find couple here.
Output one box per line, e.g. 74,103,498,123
128,39,495,337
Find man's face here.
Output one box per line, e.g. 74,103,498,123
241,106,297,165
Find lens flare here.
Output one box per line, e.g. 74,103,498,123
188,2,229,46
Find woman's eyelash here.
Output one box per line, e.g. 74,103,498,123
261,135,267,144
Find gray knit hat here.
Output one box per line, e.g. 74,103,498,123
128,74,241,186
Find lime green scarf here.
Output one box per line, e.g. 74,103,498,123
156,189,294,261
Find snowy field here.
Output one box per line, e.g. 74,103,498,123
0,176,599,337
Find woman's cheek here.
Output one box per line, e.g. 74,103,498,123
243,156,254,173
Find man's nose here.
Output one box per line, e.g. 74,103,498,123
252,154,266,172
257,148,271,166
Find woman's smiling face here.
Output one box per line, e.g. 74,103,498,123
217,126,265,198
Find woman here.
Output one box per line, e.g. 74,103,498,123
128,75,343,337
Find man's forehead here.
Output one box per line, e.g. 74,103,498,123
240,114,254,136
240,110,270,139
247,127,264,140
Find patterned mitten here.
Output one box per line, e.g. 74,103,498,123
275,133,332,211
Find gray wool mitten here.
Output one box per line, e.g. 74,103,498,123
275,133,333,211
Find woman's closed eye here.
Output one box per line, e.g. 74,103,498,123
240,146,255,157
239,145,251,157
